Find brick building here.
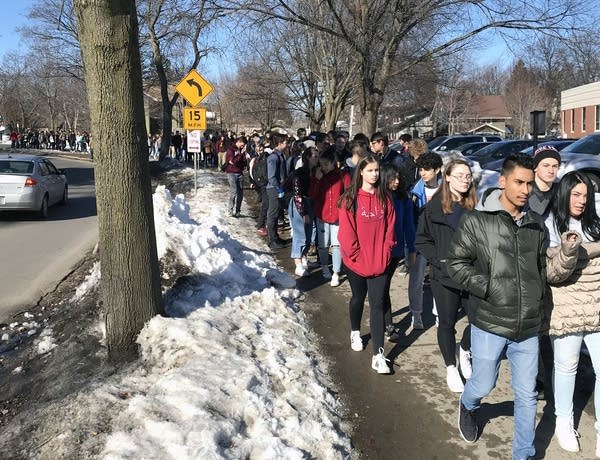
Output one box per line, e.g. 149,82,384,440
561,81,600,138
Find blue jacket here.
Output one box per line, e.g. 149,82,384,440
267,149,286,189
392,195,416,259
410,178,441,211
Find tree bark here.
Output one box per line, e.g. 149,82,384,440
74,0,164,361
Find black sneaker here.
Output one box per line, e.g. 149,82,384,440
385,324,395,339
269,240,286,250
458,398,478,443
388,327,404,343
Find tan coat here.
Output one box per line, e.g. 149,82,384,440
545,231,600,336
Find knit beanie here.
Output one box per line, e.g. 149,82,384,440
533,145,561,168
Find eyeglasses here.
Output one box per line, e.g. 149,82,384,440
449,174,473,182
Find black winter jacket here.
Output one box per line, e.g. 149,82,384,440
415,193,466,290
446,189,548,341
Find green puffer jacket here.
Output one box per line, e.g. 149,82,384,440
446,188,548,341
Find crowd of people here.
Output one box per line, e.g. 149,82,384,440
8,129,91,152
214,127,600,460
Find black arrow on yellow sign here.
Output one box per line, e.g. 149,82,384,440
187,79,203,97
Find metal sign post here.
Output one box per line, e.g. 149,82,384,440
187,130,202,194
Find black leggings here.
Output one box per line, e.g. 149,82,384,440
346,264,388,354
430,280,471,367
383,257,401,328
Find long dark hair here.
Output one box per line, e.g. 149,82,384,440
379,163,408,200
338,154,389,210
300,146,317,171
551,171,600,241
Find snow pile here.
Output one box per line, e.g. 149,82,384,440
72,261,101,302
100,170,352,459
36,328,57,355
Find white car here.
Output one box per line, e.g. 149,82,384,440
0,154,68,218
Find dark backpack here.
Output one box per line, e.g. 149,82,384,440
253,153,268,187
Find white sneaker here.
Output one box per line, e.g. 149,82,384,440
330,273,340,287
459,347,472,380
350,331,363,351
555,416,580,452
294,265,307,277
322,265,332,280
411,314,424,330
447,365,465,393
371,348,391,374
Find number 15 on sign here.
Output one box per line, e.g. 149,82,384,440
183,108,207,130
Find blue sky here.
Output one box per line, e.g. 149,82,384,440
0,1,37,57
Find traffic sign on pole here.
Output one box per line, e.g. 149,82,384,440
183,108,207,130
175,69,214,107
187,130,202,153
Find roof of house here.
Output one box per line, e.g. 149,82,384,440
464,95,510,120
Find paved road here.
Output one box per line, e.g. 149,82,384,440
0,151,97,323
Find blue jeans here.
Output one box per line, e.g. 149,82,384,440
288,198,313,259
461,325,538,460
227,173,243,214
552,331,600,432
316,219,341,273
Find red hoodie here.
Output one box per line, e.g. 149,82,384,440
309,167,344,223
338,189,396,277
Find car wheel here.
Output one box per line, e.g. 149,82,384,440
38,195,49,219
60,186,68,205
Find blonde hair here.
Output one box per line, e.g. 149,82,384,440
408,138,428,157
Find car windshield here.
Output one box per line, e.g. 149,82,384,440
440,137,480,150
560,135,600,155
469,143,498,157
427,136,448,149
0,160,34,174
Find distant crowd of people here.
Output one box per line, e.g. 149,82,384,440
9,129,91,153
212,127,600,460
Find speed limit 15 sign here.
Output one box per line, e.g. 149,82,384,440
183,108,207,130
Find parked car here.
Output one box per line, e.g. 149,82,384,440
519,139,576,156
556,133,600,192
0,154,68,218
466,140,536,168
445,141,497,157
429,135,503,152
477,133,600,197
484,139,577,172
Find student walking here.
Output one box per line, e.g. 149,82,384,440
415,159,476,393
379,164,416,341
409,152,443,329
266,133,289,249
338,155,396,374
447,154,547,460
544,171,600,455
288,147,319,276
310,147,345,286
223,135,248,217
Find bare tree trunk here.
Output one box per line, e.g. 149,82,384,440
74,0,163,361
